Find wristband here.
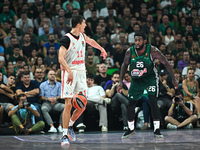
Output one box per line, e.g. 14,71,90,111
166,86,169,89
172,104,175,107
192,94,196,99
46,97,48,101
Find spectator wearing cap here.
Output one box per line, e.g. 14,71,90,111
157,69,175,125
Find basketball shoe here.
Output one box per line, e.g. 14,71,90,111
68,126,76,141
121,129,135,139
154,129,164,138
61,135,70,146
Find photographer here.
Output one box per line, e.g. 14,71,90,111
165,90,197,129
8,94,45,134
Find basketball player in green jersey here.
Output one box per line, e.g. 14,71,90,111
117,31,179,139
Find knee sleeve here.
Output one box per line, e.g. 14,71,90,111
127,100,138,121
148,95,160,120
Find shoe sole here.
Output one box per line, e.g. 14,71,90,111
68,133,76,141
61,142,70,146
121,131,135,139
154,134,164,139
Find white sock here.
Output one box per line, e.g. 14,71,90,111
153,121,160,132
63,128,68,136
69,119,74,127
128,121,135,131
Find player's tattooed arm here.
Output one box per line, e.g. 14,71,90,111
119,48,131,84
151,46,179,88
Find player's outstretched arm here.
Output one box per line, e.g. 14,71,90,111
83,33,107,60
151,46,178,88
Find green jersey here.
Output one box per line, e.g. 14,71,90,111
129,44,157,79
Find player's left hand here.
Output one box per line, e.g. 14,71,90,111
100,49,107,60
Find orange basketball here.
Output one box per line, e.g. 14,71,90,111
71,93,87,109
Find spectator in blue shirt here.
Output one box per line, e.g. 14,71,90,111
40,70,64,133
43,34,60,58
16,71,43,122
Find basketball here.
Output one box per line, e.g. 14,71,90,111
71,93,87,109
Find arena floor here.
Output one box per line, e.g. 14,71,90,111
1,129,200,150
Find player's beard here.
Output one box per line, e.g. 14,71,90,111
135,43,145,51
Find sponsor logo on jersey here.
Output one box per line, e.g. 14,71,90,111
66,92,68,95
131,68,147,77
71,60,85,65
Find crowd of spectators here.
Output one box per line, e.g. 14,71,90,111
0,0,200,134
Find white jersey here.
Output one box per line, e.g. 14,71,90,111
64,33,86,70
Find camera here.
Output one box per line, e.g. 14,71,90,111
22,101,30,108
174,97,182,103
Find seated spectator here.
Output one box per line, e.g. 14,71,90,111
52,8,70,28
182,59,200,80
85,45,100,64
38,18,54,36
40,70,64,133
16,71,43,122
4,26,21,49
165,90,197,129
86,73,110,132
8,94,45,134
62,0,80,13
0,5,18,30
34,67,46,85
34,11,52,31
15,11,34,33
163,26,174,46
0,74,16,125
27,49,38,67
22,33,41,59
157,69,175,125
105,71,129,130
177,51,190,71
31,55,44,74
54,16,71,41
43,46,59,71
83,2,99,20
86,54,96,76
104,51,114,69
24,64,34,80
8,45,25,65
182,67,200,119
26,26,40,47
114,44,126,69
43,34,60,58
99,1,117,18
94,63,112,87
128,23,141,45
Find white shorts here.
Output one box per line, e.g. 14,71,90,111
61,70,87,98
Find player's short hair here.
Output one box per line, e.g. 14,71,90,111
71,15,84,28
134,31,146,40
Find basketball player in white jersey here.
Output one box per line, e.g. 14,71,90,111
59,15,107,146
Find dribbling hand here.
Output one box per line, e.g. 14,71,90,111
67,71,73,86
100,49,107,60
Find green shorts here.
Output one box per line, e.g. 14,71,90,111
128,74,159,101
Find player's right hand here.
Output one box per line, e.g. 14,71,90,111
67,71,73,86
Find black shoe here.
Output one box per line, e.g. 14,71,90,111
121,129,135,139
154,129,164,138
22,128,29,135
